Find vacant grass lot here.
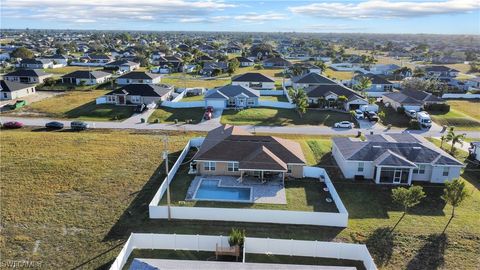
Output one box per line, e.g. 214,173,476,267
148,107,204,124
259,95,288,102
324,68,354,81
430,100,480,131
13,90,134,121
179,94,204,102
1,130,478,269
221,108,354,126
161,77,229,89
42,66,103,75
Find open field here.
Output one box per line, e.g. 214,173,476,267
148,107,204,124
221,108,355,127
430,100,480,131
1,130,478,269
10,90,134,121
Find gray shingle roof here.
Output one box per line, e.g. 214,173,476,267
117,71,160,80
106,84,172,97
5,69,50,77
62,70,111,79
292,73,335,84
333,134,463,166
305,84,364,100
0,80,32,92
232,73,274,82
205,85,260,99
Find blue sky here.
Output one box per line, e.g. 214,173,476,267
2,0,479,34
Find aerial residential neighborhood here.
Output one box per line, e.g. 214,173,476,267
0,1,479,270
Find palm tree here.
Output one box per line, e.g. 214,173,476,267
445,127,466,154
440,135,446,149
337,95,348,110
354,76,372,97
314,61,327,74
288,88,308,118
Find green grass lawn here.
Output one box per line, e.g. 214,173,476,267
161,77,229,89
324,68,354,81
42,66,103,75
179,94,204,102
1,130,478,269
259,95,288,102
221,107,355,127
430,100,480,131
148,107,204,124
13,90,133,121
36,81,113,91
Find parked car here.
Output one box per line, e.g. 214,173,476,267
406,110,417,118
206,106,214,113
45,121,64,130
70,121,89,131
334,121,354,128
3,121,24,129
204,111,212,120
365,111,379,122
135,103,146,113
354,109,364,119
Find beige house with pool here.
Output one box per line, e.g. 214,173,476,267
191,125,306,181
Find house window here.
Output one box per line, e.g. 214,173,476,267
228,99,235,106
442,167,449,177
131,96,141,103
247,99,255,106
413,164,426,174
227,162,239,172
287,165,293,173
358,162,364,172
3,93,7,98
204,161,216,171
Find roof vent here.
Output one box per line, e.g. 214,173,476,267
373,145,382,148
413,146,422,150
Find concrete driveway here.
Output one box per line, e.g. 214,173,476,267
199,108,223,126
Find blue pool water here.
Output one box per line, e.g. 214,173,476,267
194,180,251,202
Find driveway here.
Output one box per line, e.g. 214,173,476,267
121,108,156,125
357,119,386,130
199,108,223,127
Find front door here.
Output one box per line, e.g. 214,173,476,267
237,98,245,107
393,170,402,184
118,95,125,105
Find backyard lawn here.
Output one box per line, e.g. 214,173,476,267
221,108,355,126
148,107,204,124
161,76,229,89
430,100,480,131
1,130,478,269
324,68,354,81
179,94,204,102
12,90,134,121
42,66,103,75
259,95,288,102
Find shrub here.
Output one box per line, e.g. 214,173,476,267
396,106,405,114
409,119,421,130
378,110,386,120
43,77,57,87
228,228,245,247
424,103,450,113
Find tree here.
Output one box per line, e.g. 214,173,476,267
288,88,308,118
337,95,348,109
440,135,446,149
228,58,240,75
445,127,466,154
354,76,372,97
391,186,426,231
11,47,34,59
412,67,425,78
442,179,468,219
314,61,327,73
401,77,447,96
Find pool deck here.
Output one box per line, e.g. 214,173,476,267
186,176,287,204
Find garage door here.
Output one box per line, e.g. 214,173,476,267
205,99,226,108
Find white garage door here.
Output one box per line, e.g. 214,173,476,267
205,99,226,108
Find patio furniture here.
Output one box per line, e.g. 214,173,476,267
215,243,240,261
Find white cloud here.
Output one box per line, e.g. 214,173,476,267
178,13,284,24
2,0,235,24
288,0,480,19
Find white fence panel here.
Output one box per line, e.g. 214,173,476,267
161,101,205,108
259,90,285,96
258,101,295,108
303,166,324,178
365,91,388,97
442,93,480,99
96,97,106,104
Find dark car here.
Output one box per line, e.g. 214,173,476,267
365,111,379,122
134,104,146,113
45,121,64,130
206,106,214,113
70,121,89,131
204,111,212,120
3,121,24,129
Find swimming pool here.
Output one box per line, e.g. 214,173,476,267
193,179,252,202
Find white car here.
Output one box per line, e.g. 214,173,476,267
354,109,364,119
334,121,354,128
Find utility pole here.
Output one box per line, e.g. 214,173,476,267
163,135,172,220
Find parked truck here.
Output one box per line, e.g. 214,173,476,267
416,111,432,129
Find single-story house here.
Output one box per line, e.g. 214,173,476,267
425,66,459,79
305,83,368,111
197,55,215,62
4,69,52,84
235,56,254,67
104,84,173,105
192,125,307,180
204,85,260,109
18,58,53,69
61,70,112,85
152,56,183,73
104,60,140,73
200,62,229,76
368,64,400,76
352,73,393,92
262,57,292,68
466,77,480,89
37,54,69,66
231,72,275,90
292,72,337,90
468,142,480,162
0,80,36,100
382,88,445,112
116,71,161,85
332,133,464,185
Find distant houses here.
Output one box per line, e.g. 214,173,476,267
4,69,52,84
104,60,140,73
61,70,112,85
231,73,275,90
116,71,161,85
0,80,37,100
262,57,291,68
424,66,459,79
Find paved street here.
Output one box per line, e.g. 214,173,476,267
2,115,479,137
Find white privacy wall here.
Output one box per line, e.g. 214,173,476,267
109,233,377,270
149,139,349,227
